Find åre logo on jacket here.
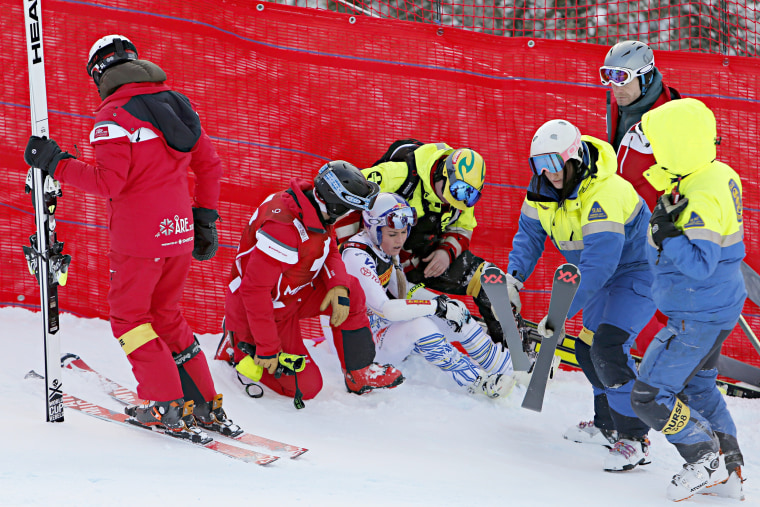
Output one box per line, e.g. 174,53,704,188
155,215,192,237
93,126,110,139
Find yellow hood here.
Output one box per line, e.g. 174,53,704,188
641,98,717,191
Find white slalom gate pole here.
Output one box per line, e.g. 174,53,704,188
22,0,65,422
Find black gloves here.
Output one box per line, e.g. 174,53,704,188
24,136,75,178
192,207,219,261
650,194,689,249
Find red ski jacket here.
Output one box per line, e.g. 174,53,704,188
56,81,223,257
609,83,679,209
227,179,351,356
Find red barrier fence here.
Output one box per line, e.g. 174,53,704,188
1,0,758,367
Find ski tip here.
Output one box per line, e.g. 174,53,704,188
60,352,81,367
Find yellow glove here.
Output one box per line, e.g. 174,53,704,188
320,285,350,327
253,353,280,375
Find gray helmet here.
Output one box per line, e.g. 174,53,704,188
314,161,379,224
600,40,656,97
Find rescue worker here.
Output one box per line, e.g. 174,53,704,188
631,98,746,501
505,119,656,472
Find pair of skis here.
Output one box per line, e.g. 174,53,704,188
22,0,71,423
481,263,580,412
32,354,309,465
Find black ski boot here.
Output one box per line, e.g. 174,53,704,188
125,398,212,444
193,393,243,438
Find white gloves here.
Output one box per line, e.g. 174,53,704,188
506,273,523,313
537,314,565,340
435,295,471,332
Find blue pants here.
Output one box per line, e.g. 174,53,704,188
632,319,740,463
579,269,655,437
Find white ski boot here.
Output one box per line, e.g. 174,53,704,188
470,372,517,398
702,466,745,501
604,435,651,472
666,451,721,501
564,420,618,448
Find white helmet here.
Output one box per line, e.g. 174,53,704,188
86,35,138,85
529,119,586,175
362,193,417,246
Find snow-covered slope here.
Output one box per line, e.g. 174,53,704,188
2,307,757,506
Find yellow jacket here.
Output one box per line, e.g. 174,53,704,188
361,143,477,261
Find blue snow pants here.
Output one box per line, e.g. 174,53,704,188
632,319,741,464
577,269,656,437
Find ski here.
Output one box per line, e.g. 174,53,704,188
480,265,532,371
23,0,71,423
518,318,760,399
61,354,308,458
522,263,580,412
25,369,278,464
63,393,278,465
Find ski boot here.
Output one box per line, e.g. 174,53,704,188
604,435,651,472
194,393,243,438
702,466,745,501
666,451,721,501
470,372,517,399
344,363,404,395
125,398,212,444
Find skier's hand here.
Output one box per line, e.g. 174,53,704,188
423,249,450,279
650,194,688,250
320,285,350,327
434,295,470,332
253,353,280,375
192,207,220,261
537,314,565,339
24,135,74,178
506,272,524,314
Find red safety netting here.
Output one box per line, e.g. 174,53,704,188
1,0,758,370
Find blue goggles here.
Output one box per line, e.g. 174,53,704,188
529,153,566,176
449,180,481,207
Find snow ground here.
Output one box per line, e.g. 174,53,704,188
1,306,758,507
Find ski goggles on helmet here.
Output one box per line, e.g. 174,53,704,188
599,62,654,86
444,158,482,207
367,206,418,230
318,164,379,212
529,153,566,176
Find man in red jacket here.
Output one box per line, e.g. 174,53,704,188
564,39,680,452
222,161,405,400
24,35,234,442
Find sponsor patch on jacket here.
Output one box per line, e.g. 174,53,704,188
94,126,109,138
588,202,608,221
360,266,381,285
683,211,705,228
729,179,743,223
378,266,393,287
293,218,309,242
